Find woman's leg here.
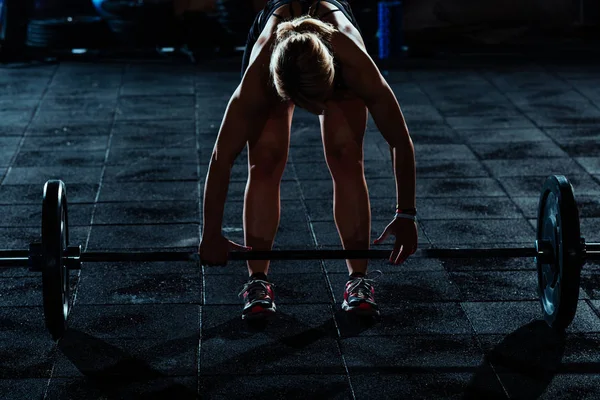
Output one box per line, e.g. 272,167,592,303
320,95,370,275
244,101,295,277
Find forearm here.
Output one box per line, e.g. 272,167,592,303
202,158,233,238
368,95,416,209
388,138,416,209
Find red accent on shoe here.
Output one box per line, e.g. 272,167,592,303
358,303,372,310
251,305,264,313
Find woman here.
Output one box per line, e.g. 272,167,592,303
199,0,418,320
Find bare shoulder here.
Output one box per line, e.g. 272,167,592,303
330,30,387,104
238,36,279,112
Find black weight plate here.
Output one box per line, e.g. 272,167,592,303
537,175,582,331
42,180,70,341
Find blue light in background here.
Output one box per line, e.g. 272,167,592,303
378,1,405,60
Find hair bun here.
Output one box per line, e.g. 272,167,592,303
275,16,334,41
275,21,297,41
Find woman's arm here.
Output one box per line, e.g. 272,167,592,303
202,60,273,238
333,32,416,209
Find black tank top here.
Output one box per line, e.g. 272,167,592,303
268,0,345,20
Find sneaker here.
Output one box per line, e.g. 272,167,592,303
238,278,276,320
342,271,382,317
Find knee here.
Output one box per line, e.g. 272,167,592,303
325,142,364,174
249,147,288,181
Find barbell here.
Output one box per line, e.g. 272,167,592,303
0,175,598,341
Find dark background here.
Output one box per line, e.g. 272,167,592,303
1,0,599,62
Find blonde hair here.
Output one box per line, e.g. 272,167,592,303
269,16,337,109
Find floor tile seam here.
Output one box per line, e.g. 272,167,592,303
340,366,497,376
308,217,531,223
397,68,511,395
415,73,541,248
3,195,537,206
517,69,600,181
197,305,202,390
0,302,204,308
0,300,549,308
322,242,534,249
288,161,357,400
439,268,537,273
400,71,473,247
85,68,126,243
42,363,55,400
584,298,600,319
191,299,543,306
0,269,539,279
587,174,600,193
457,273,511,398
196,367,511,377
93,179,202,183
118,92,196,98
224,195,532,203
10,163,199,169
193,74,208,388
0,377,51,381
566,158,600,184
44,222,202,227
542,66,600,113
65,65,126,376
415,219,537,225
15,148,110,154
0,200,201,206
329,269,539,276
205,268,540,274
101,142,198,172
87,161,201,166
49,373,198,380
481,68,593,187
0,217,200,223
195,372,349,378
0,64,59,187
301,196,525,201
339,333,486,341
176,295,462,305
290,159,521,164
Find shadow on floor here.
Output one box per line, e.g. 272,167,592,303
467,320,567,399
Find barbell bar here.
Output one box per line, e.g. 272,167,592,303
0,175,596,341
2,245,600,267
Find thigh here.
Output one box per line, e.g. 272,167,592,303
320,94,368,160
247,100,295,168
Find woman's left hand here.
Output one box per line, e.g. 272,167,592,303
373,218,418,264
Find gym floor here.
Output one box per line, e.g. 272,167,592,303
1,56,600,399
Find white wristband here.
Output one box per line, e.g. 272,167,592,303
394,213,416,221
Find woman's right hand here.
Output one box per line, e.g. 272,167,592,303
198,234,252,267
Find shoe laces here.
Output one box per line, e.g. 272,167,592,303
238,279,274,299
347,270,383,298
